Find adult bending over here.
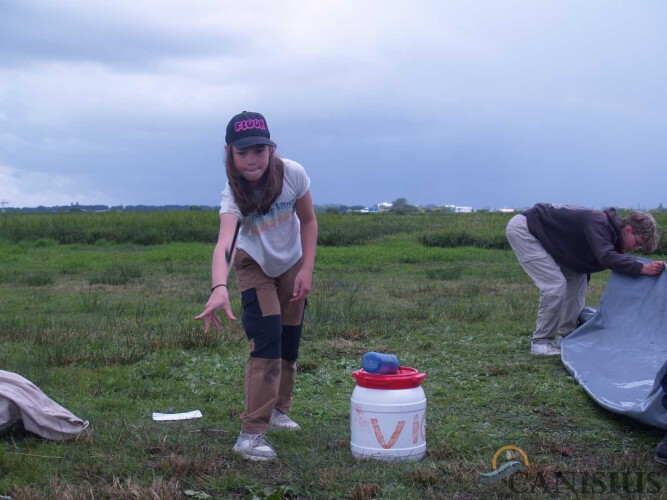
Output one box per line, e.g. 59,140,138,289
506,203,663,356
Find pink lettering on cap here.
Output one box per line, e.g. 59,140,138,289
235,119,267,132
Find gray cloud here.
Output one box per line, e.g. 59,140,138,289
1,0,666,209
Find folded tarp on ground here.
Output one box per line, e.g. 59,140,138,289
561,263,667,430
0,369,89,440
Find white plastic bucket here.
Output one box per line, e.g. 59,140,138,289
350,366,427,460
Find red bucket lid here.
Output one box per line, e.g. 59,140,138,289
352,366,427,390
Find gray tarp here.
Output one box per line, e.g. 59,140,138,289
561,263,667,430
0,370,88,440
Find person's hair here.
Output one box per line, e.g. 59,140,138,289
225,146,284,216
621,211,659,252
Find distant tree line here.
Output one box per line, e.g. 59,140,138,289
3,199,666,214
1,203,217,213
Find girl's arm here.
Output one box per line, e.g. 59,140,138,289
195,212,241,331
291,191,318,302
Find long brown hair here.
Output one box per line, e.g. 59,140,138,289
225,147,285,216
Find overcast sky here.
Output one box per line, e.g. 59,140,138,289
1,1,666,210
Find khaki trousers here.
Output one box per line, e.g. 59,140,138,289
506,214,587,344
234,250,306,434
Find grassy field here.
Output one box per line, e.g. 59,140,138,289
0,211,666,498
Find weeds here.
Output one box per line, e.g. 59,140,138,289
89,262,143,285
21,272,54,287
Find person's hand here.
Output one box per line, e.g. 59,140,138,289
289,268,312,302
640,261,665,276
195,287,237,332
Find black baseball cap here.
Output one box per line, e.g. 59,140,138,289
225,111,277,149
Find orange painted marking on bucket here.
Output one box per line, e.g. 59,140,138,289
371,418,405,449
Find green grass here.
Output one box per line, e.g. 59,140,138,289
0,212,665,498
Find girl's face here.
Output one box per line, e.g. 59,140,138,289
229,144,271,186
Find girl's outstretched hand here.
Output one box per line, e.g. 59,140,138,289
195,287,237,333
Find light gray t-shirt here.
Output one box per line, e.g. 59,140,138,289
219,159,311,277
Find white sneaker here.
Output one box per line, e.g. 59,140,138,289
531,342,561,356
232,432,277,461
269,409,301,430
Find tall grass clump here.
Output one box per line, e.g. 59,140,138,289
21,272,55,287
419,229,509,249
0,210,220,245
316,213,438,246
89,262,143,285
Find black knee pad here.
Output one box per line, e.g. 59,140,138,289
241,288,281,359
281,324,302,362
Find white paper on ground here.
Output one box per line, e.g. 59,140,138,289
152,410,203,421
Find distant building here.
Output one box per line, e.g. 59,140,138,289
495,208,516,213
378,202,393,212
444,204,473,213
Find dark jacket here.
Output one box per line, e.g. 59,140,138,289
524,203,642,276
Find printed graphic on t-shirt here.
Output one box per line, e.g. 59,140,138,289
248,199,296,234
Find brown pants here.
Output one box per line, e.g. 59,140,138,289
234,250,306,434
